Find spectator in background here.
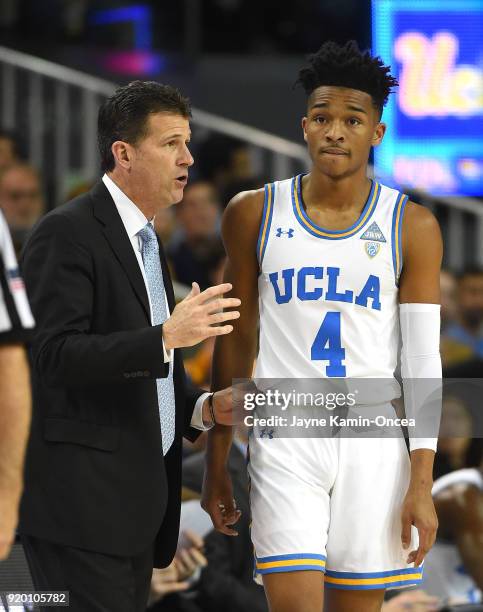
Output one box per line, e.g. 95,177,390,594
148,531,208,611
444,356,483,378
0,129,22,173
149,562,190,608
220,177,264,210
434,394,482,480
184,243,226,389
64,179,96,202
168,180,223,291
0,164,44,256
196,135,256,207
422,453,483,606
179,423,268,612
440,269,457,333
155,207,176,245
441,267,483,368
182,245,227,458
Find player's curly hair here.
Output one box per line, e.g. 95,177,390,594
296,41,398,117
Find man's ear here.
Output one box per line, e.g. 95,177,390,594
302,116,308,143
111,141,133,170
372,122,386,147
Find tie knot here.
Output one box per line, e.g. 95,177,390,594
138,223,157,244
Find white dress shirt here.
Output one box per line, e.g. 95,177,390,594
102,174,211,431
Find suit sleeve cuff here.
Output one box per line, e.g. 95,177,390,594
191,392,213,431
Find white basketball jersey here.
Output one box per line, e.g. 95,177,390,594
255,175,408,390
423,469,483,605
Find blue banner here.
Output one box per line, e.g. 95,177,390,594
372,0,483,196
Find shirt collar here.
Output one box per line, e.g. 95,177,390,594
102,174,153,240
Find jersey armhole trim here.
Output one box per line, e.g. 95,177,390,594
391,193,408,286
257,182,275,266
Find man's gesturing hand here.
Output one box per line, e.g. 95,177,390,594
163,282,241,350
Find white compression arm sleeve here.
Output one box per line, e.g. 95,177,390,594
399,303,442,452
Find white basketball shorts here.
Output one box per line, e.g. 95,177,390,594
248,417,423,590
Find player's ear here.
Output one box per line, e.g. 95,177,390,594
302,116,308,142
371,122,386,147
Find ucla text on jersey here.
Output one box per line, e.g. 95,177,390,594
269,266,381,310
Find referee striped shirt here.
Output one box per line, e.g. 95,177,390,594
0,209,34,344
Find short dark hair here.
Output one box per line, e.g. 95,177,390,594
296,40,398,117
98,80,191,173
197,135,247,182
0,128,23,159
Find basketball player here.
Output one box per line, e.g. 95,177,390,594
202,41,442,612
423,459,483,604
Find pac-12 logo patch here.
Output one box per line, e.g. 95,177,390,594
365,241,380,258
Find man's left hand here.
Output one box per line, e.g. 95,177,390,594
401,487,438,567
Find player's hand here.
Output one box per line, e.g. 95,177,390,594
401,487,438,567
0,488,20,561
163,283,240,350
382,590,440,611
201,466,241,536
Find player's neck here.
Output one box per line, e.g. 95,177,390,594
303,169,372,213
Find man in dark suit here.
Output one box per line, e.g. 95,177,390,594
18,81,240,612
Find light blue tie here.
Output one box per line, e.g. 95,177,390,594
138,223,175,455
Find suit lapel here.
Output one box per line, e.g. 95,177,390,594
90,181,151,321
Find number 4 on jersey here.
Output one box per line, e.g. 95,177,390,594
311,311,346,377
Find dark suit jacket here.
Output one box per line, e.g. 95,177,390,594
180,446,268,612
18,180,202,567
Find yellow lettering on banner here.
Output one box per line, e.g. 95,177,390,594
395,32,482,117
428,33,457,115
451,68,483,112
395,33,428,116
